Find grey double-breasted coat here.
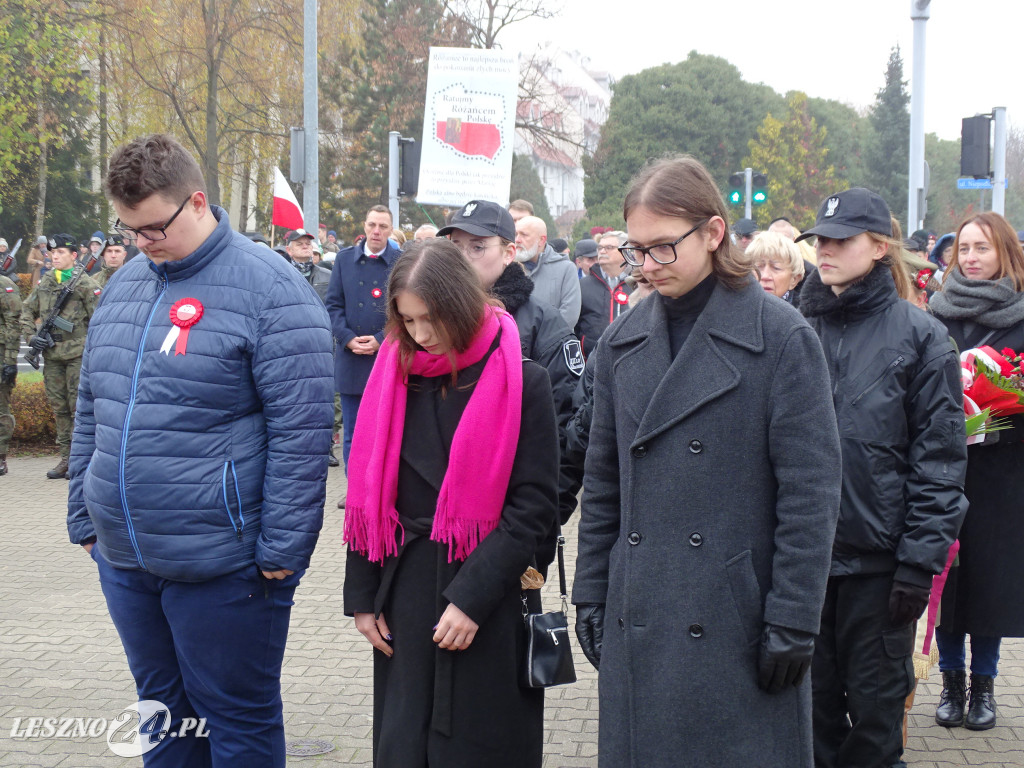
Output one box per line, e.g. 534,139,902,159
573,277,842,767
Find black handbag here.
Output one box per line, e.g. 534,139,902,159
521,529,577,688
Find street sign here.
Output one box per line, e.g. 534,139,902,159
957,178,1008,190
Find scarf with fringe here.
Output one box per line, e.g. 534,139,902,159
343,306,522,563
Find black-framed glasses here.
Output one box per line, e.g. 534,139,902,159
618,218,710,267
113,195,193,243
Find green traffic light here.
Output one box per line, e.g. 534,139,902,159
752,191,767,204
729,190,742,205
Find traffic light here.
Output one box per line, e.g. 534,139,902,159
751,173,768,205
961,116,991,179
728,172,744,205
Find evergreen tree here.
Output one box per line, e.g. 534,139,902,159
865,46,910,224
509,154,555,232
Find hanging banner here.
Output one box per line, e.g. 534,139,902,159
416,47,518,208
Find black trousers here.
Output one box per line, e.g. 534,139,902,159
812,573,915,768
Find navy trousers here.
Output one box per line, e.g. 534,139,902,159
93,547,300,767
340,392,362,471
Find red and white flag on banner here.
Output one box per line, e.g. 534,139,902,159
272,167,304,230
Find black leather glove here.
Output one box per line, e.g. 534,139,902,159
0,364,15,386
889,579,930,625
575,603,605,670
28,334,51,352
757,624,815,694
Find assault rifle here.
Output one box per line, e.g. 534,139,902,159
24,247,100,370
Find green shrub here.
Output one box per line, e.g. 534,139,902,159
10,379,56,452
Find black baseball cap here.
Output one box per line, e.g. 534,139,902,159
287,228,315,243
437,200,515,241
796,188,892,242
48,234,78,251
105,233,126,247
733,218,758,237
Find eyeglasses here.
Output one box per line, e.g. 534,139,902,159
113,195,193,243
596,245,618,252
454,240,501,260
618,219,710,266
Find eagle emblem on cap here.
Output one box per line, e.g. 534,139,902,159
47,238,56,249
463,203,477,217
824,198,840,217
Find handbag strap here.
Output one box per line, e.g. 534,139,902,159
555,521,568,612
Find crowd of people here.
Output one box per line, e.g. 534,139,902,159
2,131,1023,767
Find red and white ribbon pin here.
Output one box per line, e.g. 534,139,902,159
160,298,204,356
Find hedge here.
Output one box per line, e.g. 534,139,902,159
9,379,57,453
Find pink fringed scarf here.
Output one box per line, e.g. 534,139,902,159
343,307,523,563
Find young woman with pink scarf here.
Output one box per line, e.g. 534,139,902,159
343,238,560,767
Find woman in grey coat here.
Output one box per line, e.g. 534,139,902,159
572,155,843,767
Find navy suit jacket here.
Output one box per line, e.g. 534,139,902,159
325,242,401,394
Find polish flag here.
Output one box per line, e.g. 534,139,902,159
272,168,304,230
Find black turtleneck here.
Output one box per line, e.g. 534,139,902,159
662,273,716,357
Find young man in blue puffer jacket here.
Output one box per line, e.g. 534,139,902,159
67,134,335,768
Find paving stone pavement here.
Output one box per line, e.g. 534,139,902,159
1,455,1021,766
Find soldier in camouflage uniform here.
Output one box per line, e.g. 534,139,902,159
0,270,22,475
94,233,127,287
20,234,102,478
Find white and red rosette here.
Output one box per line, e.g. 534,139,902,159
159,298,204,356
614,290,630,305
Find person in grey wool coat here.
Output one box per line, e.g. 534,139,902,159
514,215,581,329
572,155,842,768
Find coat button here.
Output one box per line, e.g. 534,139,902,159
689,439,703,454
632,445,647,458
689,624,703,638
689,532,703,547
358,302,364,307
618,618,624,629
627,531,642,545
359,281,364,286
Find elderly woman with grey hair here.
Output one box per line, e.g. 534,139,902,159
747,232,806,302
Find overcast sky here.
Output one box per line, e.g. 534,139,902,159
501,0,1018,141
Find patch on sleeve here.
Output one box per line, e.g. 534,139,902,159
93,288,102,295
562,339,584,377
4,286,13,293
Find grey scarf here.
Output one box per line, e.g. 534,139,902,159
929,267,1024,328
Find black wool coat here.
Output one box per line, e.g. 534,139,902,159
573,277,842,768
936,315,1024,637
344,349,560,768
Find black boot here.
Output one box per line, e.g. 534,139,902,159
935,669,966,727
0,454,7,476
327,445,339,467
965,674,996,730
46,456,69,479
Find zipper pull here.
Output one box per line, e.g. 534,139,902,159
548,629,560,645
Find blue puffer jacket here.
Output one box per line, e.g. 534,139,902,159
67,209,335,582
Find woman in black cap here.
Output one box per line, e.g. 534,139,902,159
796,188,968,767
928,211,1024,731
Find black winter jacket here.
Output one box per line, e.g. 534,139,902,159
575,266,633,358
800,265,968,586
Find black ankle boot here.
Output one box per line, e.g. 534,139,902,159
935,669,966,727
965,674,996,730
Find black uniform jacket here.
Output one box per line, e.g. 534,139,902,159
801,265,968,586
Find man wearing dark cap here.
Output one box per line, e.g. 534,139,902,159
95,234,128,287
439,200,583,566
733,217,758,251
20,234,102,478
574,239,598,278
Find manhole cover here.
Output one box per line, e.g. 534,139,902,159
285,738,336,756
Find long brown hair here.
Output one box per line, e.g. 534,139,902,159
622,155,753,290
945,211,1024,291
385,238,498,383
867,215,912,301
